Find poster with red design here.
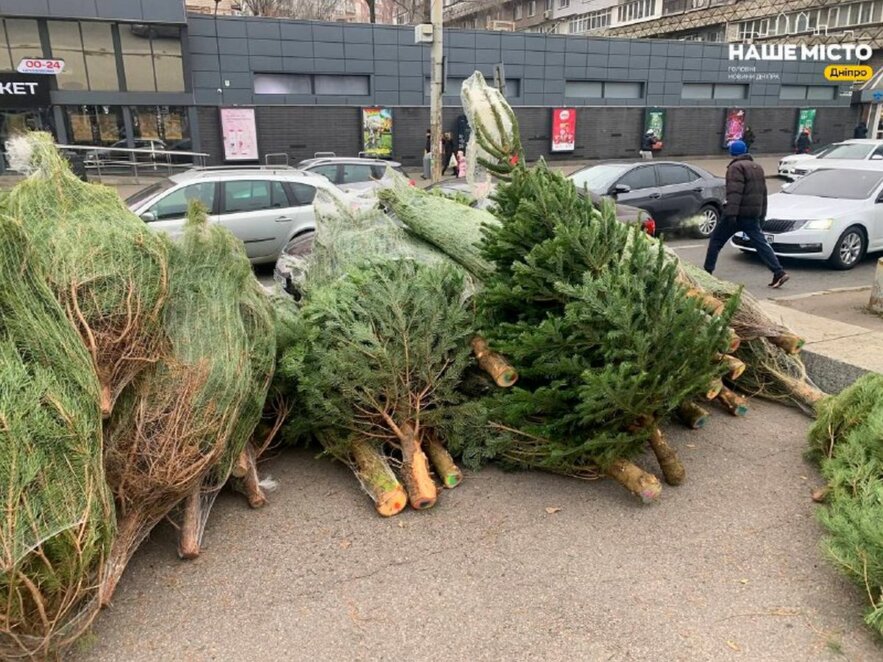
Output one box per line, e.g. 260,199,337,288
551,108,576,153
220,107,259,161
722,107,746,148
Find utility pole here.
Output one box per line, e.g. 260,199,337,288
430,0,443,182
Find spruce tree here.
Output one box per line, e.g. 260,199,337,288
466,162,737,498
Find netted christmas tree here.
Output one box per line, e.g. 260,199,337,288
1,133,169,417
100,203,275,603
807,374,883,636
0,215,115,659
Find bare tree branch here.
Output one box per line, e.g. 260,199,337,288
241,0,339,19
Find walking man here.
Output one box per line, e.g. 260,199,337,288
639,130,657,160
703,140,790,289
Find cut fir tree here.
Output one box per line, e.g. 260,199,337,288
466,161,738,500
279,259,474,514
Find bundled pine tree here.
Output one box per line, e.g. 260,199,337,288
1,133,169,417
280,259,473,513
0,216,115,659
457,162,737,499
807,374,883,635
100,204,275,603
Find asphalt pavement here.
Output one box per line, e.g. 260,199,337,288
71,400,881,661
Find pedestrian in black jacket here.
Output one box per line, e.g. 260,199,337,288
854,121,868,139
742,125,755,151
703,140,789,288
794,129,812,154
639,130,657,159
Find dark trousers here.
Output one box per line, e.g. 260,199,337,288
703,216,784,276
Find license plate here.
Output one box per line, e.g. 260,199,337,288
764,234,774,244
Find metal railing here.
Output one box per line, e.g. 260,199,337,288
54,144,211,183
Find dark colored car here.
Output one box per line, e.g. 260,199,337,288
569,161,726,237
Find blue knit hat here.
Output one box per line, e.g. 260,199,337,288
729,140,748,157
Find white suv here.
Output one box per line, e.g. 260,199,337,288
788,139,883,180
126,166,336,264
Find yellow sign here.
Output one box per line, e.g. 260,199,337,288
824,64,873,82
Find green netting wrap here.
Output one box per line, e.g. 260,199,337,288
377,171,498,281
807,374,883,636
287,186,467,298
100,203,275,602
0,216,115,659
1,132,169,418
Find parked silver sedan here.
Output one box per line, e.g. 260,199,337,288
126,166,336,264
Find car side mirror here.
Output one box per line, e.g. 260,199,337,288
140,211,157,223
872,154,883,160
611,184,631,195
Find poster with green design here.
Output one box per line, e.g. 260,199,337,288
796,108,817,140
644,108,666,142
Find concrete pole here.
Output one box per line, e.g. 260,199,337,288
870,257,883,314
430,0,443,182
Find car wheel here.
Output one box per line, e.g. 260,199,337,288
693,205,719,238
828,226,866,270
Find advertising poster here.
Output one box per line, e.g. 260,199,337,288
551,108,576,153
644,108,666,142
220,107,259,161
362,107,393,158
137,109,160,140
722,108,746,148
69,112,93,143
796,108,817,139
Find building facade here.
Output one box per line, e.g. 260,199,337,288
0,0,193,154
0,3,862,167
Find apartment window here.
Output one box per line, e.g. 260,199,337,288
737,1,881,39
617,0,655,23
565,80,644,99
515,3,524,20
529,0,537,16
779,85,837,101
568,8,611,33
559,0,570,8
120,24,184,92
682,83,748,100
48,21,118,91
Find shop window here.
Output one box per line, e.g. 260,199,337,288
47,21,118,91
130,106,190,149
682,83,747,100
120,24,185,92
253,73,370,96
254,73,312,95
565,81,643,99
5,19,43,72
64,105,126,146
314,74,369,96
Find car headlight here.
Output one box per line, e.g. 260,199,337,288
804,219,833,230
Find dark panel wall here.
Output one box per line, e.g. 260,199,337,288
186,15,854,110
197,104,857,166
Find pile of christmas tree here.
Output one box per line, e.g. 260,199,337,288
0,134,277,657
808,374,883,637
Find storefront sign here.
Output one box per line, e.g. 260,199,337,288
0,74,50,108
361,107,392,158
644,108,666,142
16,58,65,75
551,108,576,153
795,108,817,139
220,107,259,161
722,107,746,148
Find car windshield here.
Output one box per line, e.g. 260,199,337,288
569,164,630,194
784,169,883,200
811,144,835,157
125,179,175,207
819,144,875,160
